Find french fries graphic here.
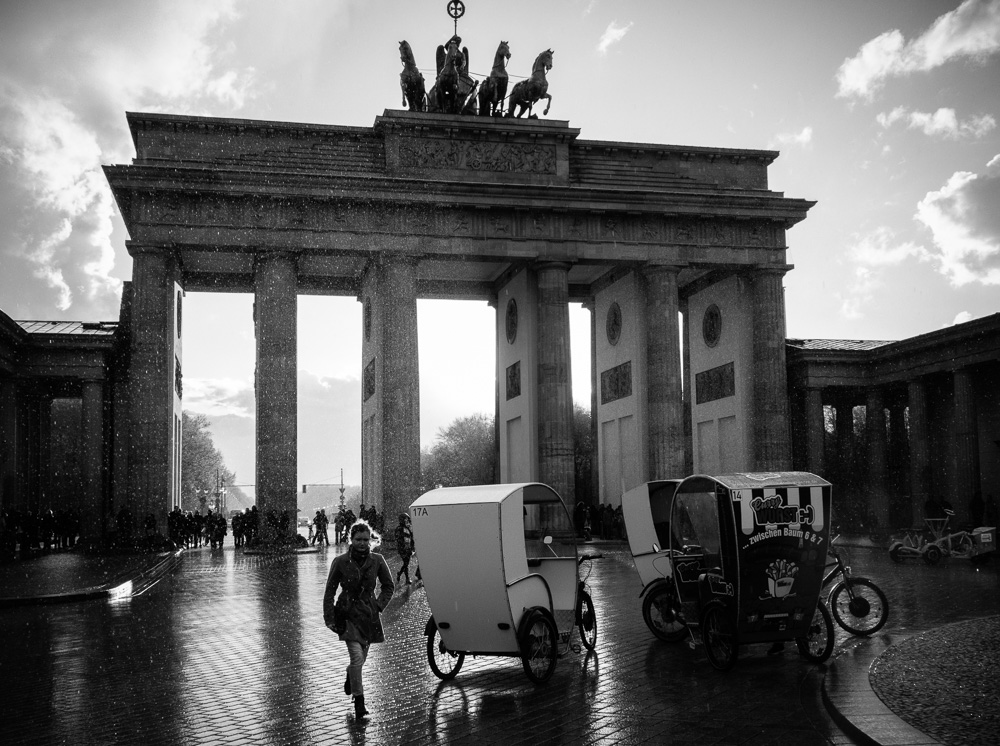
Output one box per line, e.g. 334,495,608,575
765,559,798,598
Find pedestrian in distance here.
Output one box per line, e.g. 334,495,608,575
323,519,394,720
394,513,415,585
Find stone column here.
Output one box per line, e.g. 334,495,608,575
907,379,930,514
585,300,598,508
37,396,51,510
127,246,181,536
254,252,298,539
834,394,854,488
535,262,575,505
377,255,421,525
643,266,684,479
0,379,18,511
80,380,105,540
681,299,693,476
805,388,825,476
953,367,979,526
866,388,890,533
749,269,791,471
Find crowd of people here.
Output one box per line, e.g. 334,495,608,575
574,501,627,541
0,507,81,560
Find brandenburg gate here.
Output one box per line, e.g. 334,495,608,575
104,109,814,528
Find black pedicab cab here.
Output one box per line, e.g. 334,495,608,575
622,471,834,670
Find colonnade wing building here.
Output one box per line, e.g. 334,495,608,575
3,109,997,539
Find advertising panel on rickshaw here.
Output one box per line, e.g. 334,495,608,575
711,472,832,642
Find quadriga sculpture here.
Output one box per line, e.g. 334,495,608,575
398,41,426,112
478,40,510,118
506,49,553,119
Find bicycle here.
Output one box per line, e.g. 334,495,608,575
822,535,889,636
572,552,602,653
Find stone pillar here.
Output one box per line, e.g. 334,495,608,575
834,394,854,488
127,246,181,536
749,269,791,471
378,255,421,525
80,380,104,540
952,367,979,526
805,388,825,476
681,299,693,476
0,379,17,511
643,267,684,479
907,379,930,514
866,388,890,532
37,396,51,510
535,262,575,504
254,252,298,539
586,300,598,508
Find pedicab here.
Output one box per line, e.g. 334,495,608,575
409,483,601,684
621,472,835,671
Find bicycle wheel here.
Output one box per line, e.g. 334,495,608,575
954,534,974,558
642,583,687,642
700,601,738,671
796,602,834,663
577,590,597,651
519,608,558,684
829,577,889,635
427,618,465,680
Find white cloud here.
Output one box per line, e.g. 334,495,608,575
950,311,974,325
772,126,813,148
915,160,1000,286
877,106,996,138
836,0,1000,99
597,21,634,55
184,378,255,418
0,0,256,319
837,227,929,319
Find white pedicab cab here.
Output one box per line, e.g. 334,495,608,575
410,483,600,684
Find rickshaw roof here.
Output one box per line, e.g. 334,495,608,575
411,482,564,508
677,471,831,493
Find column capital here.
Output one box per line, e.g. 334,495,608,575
253,250,300,269
532,260,572,273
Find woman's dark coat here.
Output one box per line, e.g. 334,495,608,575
323,550,394,644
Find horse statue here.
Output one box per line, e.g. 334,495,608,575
506,49,553,119
398,41,426,112
478,40,511,118
428,35,478,115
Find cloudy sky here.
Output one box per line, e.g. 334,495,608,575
2,0,998,494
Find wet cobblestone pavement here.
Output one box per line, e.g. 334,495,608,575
871,616,999,746
0,540,997,745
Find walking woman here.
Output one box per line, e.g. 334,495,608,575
323,519,394,719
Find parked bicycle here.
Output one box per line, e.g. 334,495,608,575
822,534,889,635
887,509,994,565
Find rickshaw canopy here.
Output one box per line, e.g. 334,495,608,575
621,479,682,588
410,483,574,654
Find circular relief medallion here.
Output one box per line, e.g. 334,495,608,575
606,301,622,346
505,298,518,344
364,298,372,342
703,304,722,348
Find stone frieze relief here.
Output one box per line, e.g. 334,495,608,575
398,137,557,174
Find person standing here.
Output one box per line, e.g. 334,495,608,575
323,520,394,720
393,513,415,585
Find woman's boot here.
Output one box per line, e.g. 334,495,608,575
344,670,350,696
353,695,369,719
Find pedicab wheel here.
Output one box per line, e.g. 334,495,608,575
795,602,834,663
577,590,597,651
700,601,739,671
642,583,687,643
922,544,942,565
519,607,558,684
829,577,889,635
888,542,904,563
427,618,465,680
